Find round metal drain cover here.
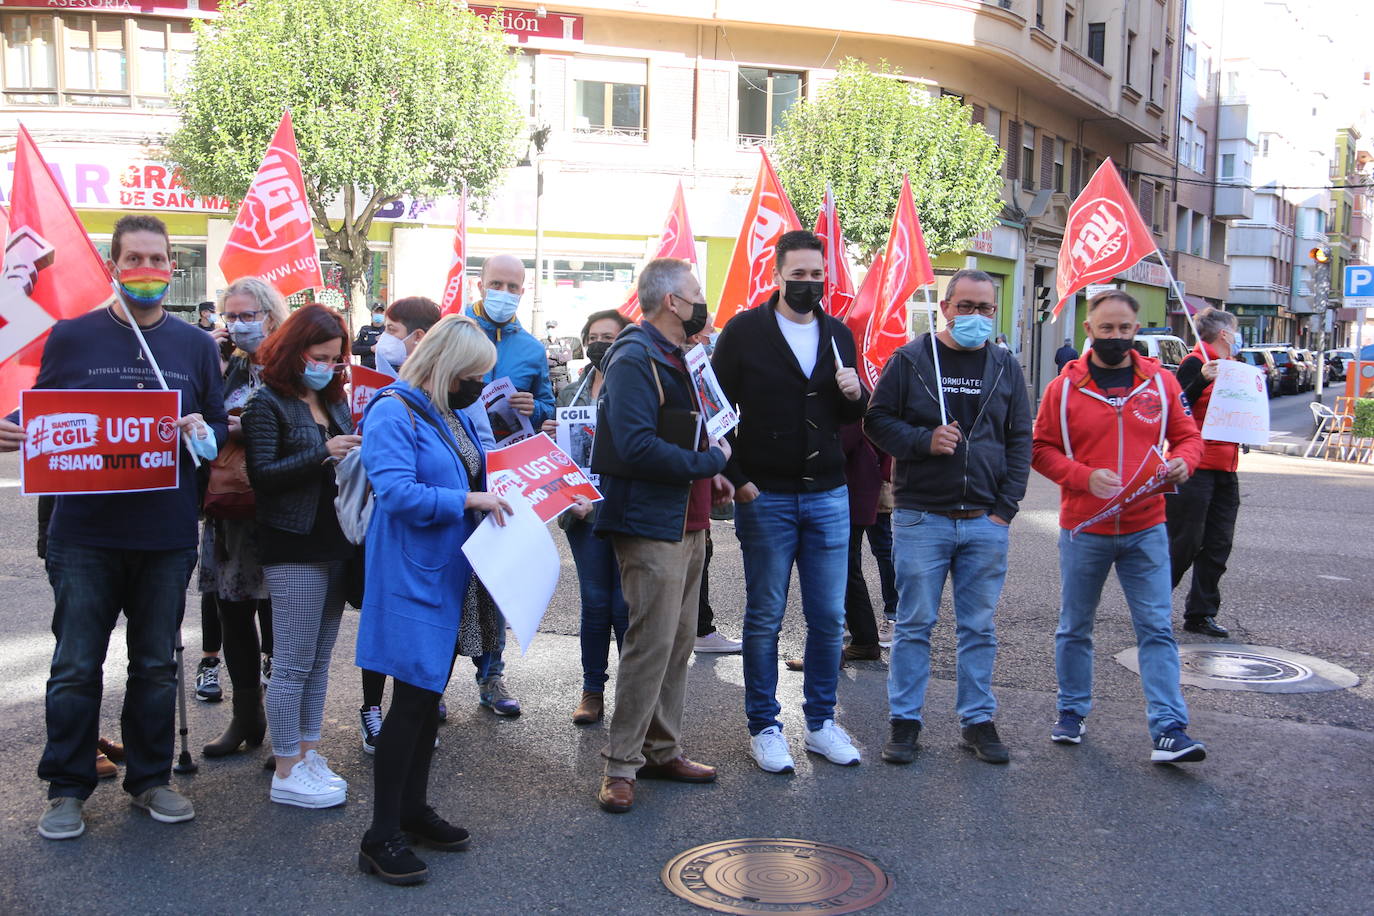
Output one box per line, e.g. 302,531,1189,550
1114,643,1360,693
662,838,893,914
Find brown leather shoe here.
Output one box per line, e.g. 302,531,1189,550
843,644,882,661
784,659,804,672
637,755,718,783
572,691,604,725
97,737,125,763
95,752,118,779
597,776,635,813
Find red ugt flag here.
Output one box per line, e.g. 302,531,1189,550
1054,158,1155,316
713,148,801,330
440,191,468,316
1,125,115,413
860,176,934,390
843,249,884,345
622,182,698,321
813,184,856,319
219,111,322,298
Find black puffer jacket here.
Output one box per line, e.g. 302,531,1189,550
241,384,354,535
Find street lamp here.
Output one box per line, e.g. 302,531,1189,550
1309,246,1332,405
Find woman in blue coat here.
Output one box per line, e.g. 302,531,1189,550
355,316,511,886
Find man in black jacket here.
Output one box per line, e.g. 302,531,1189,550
351,304,385,369
591,258,731,814
712,230,868,774
864,268,1032,766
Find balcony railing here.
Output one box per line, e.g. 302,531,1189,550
572,125,647,141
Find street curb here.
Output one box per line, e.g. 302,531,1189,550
1253,442,1305,457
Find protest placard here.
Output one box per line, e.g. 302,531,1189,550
20,389,181,496
462,492,559,654
481,376,535,447
1200,360,1271,446
685,343,738,440
555,404,599,485
486,432,602,523
349,364,393,427
1070,444,1176,538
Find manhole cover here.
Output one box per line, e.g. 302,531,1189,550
1114,643,1360,693
662,838,893,915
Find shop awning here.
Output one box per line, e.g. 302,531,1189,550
1171,295,1210,315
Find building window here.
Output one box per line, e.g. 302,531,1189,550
1021,124,1036,190
1150,50,1159,102
738,67,803,146
1194,127,1207,172
1054,139,1066,192
1035,0,1045,30
1182,41,1196,77
1180,117,1193,166
1125,31,1136,87
1064,10,1074,42
3,14,57,104
574,81,645,138
1221,153,1236,179
63,15,127,106
135,19,193,106
1087,23,1106,66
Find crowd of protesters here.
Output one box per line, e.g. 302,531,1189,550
0,216,1243,886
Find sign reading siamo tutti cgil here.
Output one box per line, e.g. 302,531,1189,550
20,389,182,496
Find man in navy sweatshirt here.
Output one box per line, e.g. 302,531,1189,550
0,214,228,840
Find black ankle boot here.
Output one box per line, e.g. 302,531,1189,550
203,694,266,757
359,832,428,885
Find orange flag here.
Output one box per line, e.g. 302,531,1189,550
219,111,322,298
440,191,468,316
1054,158,1155,316
860,176,934,390
813,185,856,319
1,125,114,413
622,182,698,321
713,148,801,330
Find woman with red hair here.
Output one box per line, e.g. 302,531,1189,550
242,304,360,809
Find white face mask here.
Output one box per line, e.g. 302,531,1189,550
375,331,409,369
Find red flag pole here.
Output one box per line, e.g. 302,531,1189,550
1151,250,1202,344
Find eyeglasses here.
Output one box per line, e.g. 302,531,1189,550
952,302,997,317
224,310,259,322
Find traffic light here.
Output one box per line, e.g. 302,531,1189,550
1310,246,1331,264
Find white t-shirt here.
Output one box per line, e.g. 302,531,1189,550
775,309,821,377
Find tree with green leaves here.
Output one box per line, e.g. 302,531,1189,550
167,0,522,317
773,58,1004,263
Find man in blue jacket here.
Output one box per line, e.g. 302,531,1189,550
459,254,556,717
590,258,732,814
0,215,228,840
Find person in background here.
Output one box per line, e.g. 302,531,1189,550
0,214,226,840
1055,337,1080,372
1032,289,1207,764
994,334,1010,350
196,302,218,332
242,305,359,808
1166,307,1242,639
200,277,287,758
838,424,885,662
355,315,510,886
353,304,386,370
542,309,633,724
870,462,898,648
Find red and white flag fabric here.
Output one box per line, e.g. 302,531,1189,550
1,125,115,413
860,176,934,390
1054,158,1155,317
622,182,698,321
813,184,856,319
440,191,468,316
219,111,322,298
843,250,885,345
713,148,801,330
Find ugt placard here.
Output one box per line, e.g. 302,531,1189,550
21,389,182,496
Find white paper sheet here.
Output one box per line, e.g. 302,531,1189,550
461,489,559,654
1200,360,1271,446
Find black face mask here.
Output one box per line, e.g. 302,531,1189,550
1092,337,1135,366
677,298,709,338
448,378,487,411
585,340,612,370
782,280,825,315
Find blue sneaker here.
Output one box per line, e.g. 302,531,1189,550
1151,727,1206,763
1051,711,1085,744
478,676,521,718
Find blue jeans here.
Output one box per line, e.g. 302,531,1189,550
472,626,506,682
39,539,197,799
735,486,849,735
1056,524,1189,738
566,518,629,692
888,510,1008,726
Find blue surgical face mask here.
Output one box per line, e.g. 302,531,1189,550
371,313,384,326
483,289,520,324
229,319,265,353
950,314,995,349
302,360,336,391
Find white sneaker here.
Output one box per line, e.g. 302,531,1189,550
805,719,861,766
270,759,346,809
695,631,743,653
303,749,347,789
749,726,795,773
877,618,895,648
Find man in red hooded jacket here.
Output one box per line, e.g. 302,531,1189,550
1032,290,1208,764
1165,307,1241,639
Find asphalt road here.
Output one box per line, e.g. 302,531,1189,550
0,450,1370,914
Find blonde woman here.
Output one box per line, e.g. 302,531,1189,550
355,315,511,885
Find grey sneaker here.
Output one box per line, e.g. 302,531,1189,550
478,676,521,717
132,785,195,823
38,797,85,840
877,618,895,648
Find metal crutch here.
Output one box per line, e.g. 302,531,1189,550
172,627,198,774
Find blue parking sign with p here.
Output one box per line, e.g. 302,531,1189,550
1344,264,1374,304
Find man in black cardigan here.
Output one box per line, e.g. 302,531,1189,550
712,230,868,774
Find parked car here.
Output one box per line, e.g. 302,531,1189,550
1326,349,1356,381
1256,346,1304,395
1291,349,1318,391
1238,348,1281,398
1126,333,1190,371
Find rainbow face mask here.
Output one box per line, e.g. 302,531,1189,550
118,267,172,309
